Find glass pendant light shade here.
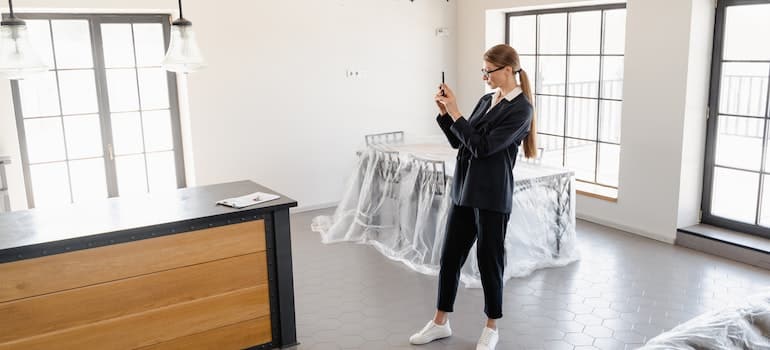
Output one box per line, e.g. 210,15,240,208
0,16,49,79
161,19,206,73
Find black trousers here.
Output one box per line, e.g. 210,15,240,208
437,205,510,319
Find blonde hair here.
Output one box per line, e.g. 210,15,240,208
484,44,537,159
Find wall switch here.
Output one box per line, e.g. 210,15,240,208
436,27,450,37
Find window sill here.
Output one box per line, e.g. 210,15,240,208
576,181,618,202
677,224,770,269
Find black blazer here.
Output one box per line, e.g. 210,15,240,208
436,92,533,214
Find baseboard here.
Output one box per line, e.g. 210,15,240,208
576,213,676,244
291,202,338,214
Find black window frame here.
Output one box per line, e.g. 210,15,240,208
505,3,627,201
10,13,186,208
702,0,770,238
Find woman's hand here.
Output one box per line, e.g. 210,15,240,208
435,83,462,121
434,86,448,115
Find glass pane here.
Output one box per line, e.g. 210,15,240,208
519,55,536,85
133,23,165,67
30,162,70,207
63,114,103,159
26,20,54,68
719,63,768,117
537,56,566,95
566,138,596,182
603,9,626,55
116,154,147,196
597,143,620,187
509,15,536,55
711,167,759,224
19,71,60,117
138,68,169,110
538,134,564,166
143,110,173,152
601,56,625,100
537,96,565,136
101,24,135,68
51,20,93,69
538,13,567,54
106,68,139,112
760,175,770,227
723,4,770,61
569,11,601,54
599,100,622,143
715,116,764,171
147,151,177,193
567,56,600,97
111,112,144,155
58,70,98,115
566,98,598,140
69,158,107,202
25,118,65,163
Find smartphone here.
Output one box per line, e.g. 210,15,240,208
441,71,446,97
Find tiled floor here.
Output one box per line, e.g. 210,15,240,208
287,208,770,350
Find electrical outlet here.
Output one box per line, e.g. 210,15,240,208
346,69,365,78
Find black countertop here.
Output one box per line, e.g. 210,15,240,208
0,180,297,263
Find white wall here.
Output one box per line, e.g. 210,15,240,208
184,0,456,211
457,0,714,243
0,0,457,211
677,0,713,229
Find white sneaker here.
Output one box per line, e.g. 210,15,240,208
476,327,499,350
409,320,452,345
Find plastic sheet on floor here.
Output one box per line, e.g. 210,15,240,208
640,292,770,349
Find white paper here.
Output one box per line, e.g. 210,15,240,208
217,192,280,209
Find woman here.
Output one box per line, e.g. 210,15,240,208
409,44,537,350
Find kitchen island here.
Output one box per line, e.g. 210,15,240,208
0,180,298,349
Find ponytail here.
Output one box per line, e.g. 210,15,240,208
518,69,537,159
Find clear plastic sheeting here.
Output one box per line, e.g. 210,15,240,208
640,292,770,350
312,140,579,288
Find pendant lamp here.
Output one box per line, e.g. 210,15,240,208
161,0,206,73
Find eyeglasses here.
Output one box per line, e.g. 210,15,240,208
481,66,505,77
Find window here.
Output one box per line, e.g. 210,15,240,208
11,14,185,209
506,4,626,200
703,0,770,237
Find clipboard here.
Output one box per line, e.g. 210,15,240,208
217,192,280,209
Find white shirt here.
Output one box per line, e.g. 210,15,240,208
486,86,522,115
